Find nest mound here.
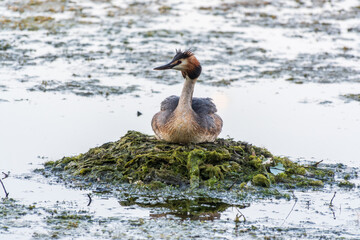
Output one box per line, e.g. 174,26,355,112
45,131,333,189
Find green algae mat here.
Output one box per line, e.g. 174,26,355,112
44,131,334,191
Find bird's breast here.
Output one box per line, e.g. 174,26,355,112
152,107,221,144
164,109,201,143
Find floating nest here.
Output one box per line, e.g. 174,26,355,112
45,131,334,189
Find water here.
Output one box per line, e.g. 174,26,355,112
1,0,360,238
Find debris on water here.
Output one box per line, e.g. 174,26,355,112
0,197,94,239
210,79,235,86
342,93,360,102
28,80,139,97
338,180,356,188
0,41,11,51
318,100,333,105
0,85,7,91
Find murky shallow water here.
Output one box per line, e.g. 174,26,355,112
1,0,360,239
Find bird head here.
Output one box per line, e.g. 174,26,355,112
154,49,202,80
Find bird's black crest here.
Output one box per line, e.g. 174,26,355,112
172,49,194,61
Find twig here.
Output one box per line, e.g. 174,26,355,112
330,206,336,220
227,180,237,190
281,192,298,226
235,207,246,223
87,193,92,206
329,191,336,207
329,192,337,220
0,179,9,198
2,171,9,179
312,160,323,167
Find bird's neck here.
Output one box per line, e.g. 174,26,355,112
177,76,196,111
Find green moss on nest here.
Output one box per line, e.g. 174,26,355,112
252,174,270,188
296,180,323,187
44,131,334,189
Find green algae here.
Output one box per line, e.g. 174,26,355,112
338,180,355,188
252,174,270,188
44,131,335,192
28,80,139,97
342,93,360,102
0,42,11,51
0,198,29,219
0,197,95,239
0,16,58,31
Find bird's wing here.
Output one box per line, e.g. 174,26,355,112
160,95,179,112
192,97,218,115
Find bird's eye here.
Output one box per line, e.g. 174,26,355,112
178,61,182,64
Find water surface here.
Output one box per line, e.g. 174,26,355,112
1,0,360,239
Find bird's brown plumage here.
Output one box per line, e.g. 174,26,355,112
152,96,222,143
152,50,223,143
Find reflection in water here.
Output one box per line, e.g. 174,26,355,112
119,196,249,221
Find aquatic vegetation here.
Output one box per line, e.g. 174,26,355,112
0,15,59,31
338,180,356,188
1,0,358,95
342,93,360,102
28,79,139,97
252,174,270,188
45,131,335,191
0,198,95,239
1,0,360,238
0,84,7,95
0,41,11,51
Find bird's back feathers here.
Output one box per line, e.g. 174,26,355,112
160,95,218,115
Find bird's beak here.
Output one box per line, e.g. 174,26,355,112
154,61,176,70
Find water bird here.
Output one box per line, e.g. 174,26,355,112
152,49,223,143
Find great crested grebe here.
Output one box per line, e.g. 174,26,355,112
151,49,223,143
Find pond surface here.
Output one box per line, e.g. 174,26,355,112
1,0,360,239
